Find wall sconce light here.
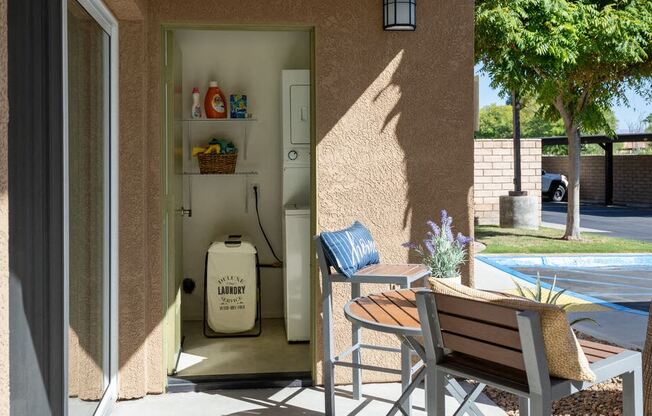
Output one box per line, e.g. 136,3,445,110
383,0,416,31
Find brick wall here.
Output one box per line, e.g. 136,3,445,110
543,155,652,206
474,139,542,225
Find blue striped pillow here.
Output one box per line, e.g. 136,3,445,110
320,221,380,278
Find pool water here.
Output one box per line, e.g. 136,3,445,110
479,255,652,314
513,265,652,312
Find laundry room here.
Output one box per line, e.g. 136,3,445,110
162,28,313,384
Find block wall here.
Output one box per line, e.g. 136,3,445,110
543,155,652,206
474,139,542,225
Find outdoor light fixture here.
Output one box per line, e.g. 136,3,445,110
383,0,416,31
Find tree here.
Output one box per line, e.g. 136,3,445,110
646,113,652,133
477,104,514,138
476,103,566,139
476,0,652,240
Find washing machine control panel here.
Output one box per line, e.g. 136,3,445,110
284,147,310,166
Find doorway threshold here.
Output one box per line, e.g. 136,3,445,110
167,371,312,393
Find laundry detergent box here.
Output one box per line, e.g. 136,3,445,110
229,94,247,118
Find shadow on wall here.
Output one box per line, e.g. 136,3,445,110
311,0,474,386
315,19,474,281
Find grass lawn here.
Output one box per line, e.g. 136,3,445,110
475,225,652,254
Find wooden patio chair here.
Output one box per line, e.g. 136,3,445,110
415,289,643,416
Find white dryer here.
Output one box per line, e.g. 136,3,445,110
282,204,310,342
281,70,311,342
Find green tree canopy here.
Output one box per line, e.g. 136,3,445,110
476,103,565,138
476,0,652,240
476,103,620,139
476,103,617,155
476,0,652,137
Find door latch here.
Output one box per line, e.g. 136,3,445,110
176,206,192,217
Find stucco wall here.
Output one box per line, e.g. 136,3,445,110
121,0,476,394
118,20,163,399
102,0,165,399
0,0,8,412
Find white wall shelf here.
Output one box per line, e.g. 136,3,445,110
182,117,257,122
182,171,258,176
183,118,257,160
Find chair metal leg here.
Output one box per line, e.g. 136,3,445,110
425,364,446,416
528,394,552,416
452,383,486,416
445,378,484,416
622,369,643,416
322,278,335,416
352,282,362,401
400,283,412,415
518,397,530,416
387,366,426,416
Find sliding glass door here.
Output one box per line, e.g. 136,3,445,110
65,0,118,415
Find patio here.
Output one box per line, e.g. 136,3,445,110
112,382,506,416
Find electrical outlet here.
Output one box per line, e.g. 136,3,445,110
251,183,261,200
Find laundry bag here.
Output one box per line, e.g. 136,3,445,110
205,237,258,333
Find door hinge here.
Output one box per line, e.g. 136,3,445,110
176,206,192,217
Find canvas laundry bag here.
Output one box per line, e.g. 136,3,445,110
205,238,258,333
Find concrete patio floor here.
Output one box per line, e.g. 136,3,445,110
112,382,507,416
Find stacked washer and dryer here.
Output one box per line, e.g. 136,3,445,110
281,70,311,343
203,70,311,342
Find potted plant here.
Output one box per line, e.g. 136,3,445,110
402,210,472,284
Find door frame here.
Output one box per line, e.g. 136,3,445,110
62,0,120,414
159,24,318,386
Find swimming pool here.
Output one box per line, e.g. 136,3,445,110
478,255,652,315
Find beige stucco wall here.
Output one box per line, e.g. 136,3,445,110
108,0,476,396
101,0,165,399
0,0,476,403
0,0,8,413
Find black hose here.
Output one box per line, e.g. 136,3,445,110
254,186,283,265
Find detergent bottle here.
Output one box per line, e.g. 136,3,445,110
204,81,227,119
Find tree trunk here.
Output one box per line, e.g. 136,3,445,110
644,301,652,414
564,126,581,240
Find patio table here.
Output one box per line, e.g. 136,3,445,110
343,288,485,416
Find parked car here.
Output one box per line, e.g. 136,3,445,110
541,169,568,202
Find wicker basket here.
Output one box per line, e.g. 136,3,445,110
197,152,238,174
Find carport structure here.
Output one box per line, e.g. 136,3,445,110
542,133,652,205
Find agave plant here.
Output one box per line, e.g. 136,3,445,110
512,273,598,327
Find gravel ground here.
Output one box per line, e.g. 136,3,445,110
482,332,633,416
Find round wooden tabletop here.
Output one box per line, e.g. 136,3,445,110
343,288,423,337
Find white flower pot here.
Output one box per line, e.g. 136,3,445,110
429,275,462,286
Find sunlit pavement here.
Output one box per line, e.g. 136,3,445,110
112,382,506,416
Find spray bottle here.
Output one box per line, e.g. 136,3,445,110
191,87,201,119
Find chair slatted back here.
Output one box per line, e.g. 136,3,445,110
431,293,526,371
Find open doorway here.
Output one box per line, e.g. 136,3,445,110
162,27,314,389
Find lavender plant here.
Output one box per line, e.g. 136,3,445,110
402,210,472,279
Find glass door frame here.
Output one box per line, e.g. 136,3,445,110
62,0,119,414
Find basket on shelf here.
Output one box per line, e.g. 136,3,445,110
197,152,238,174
